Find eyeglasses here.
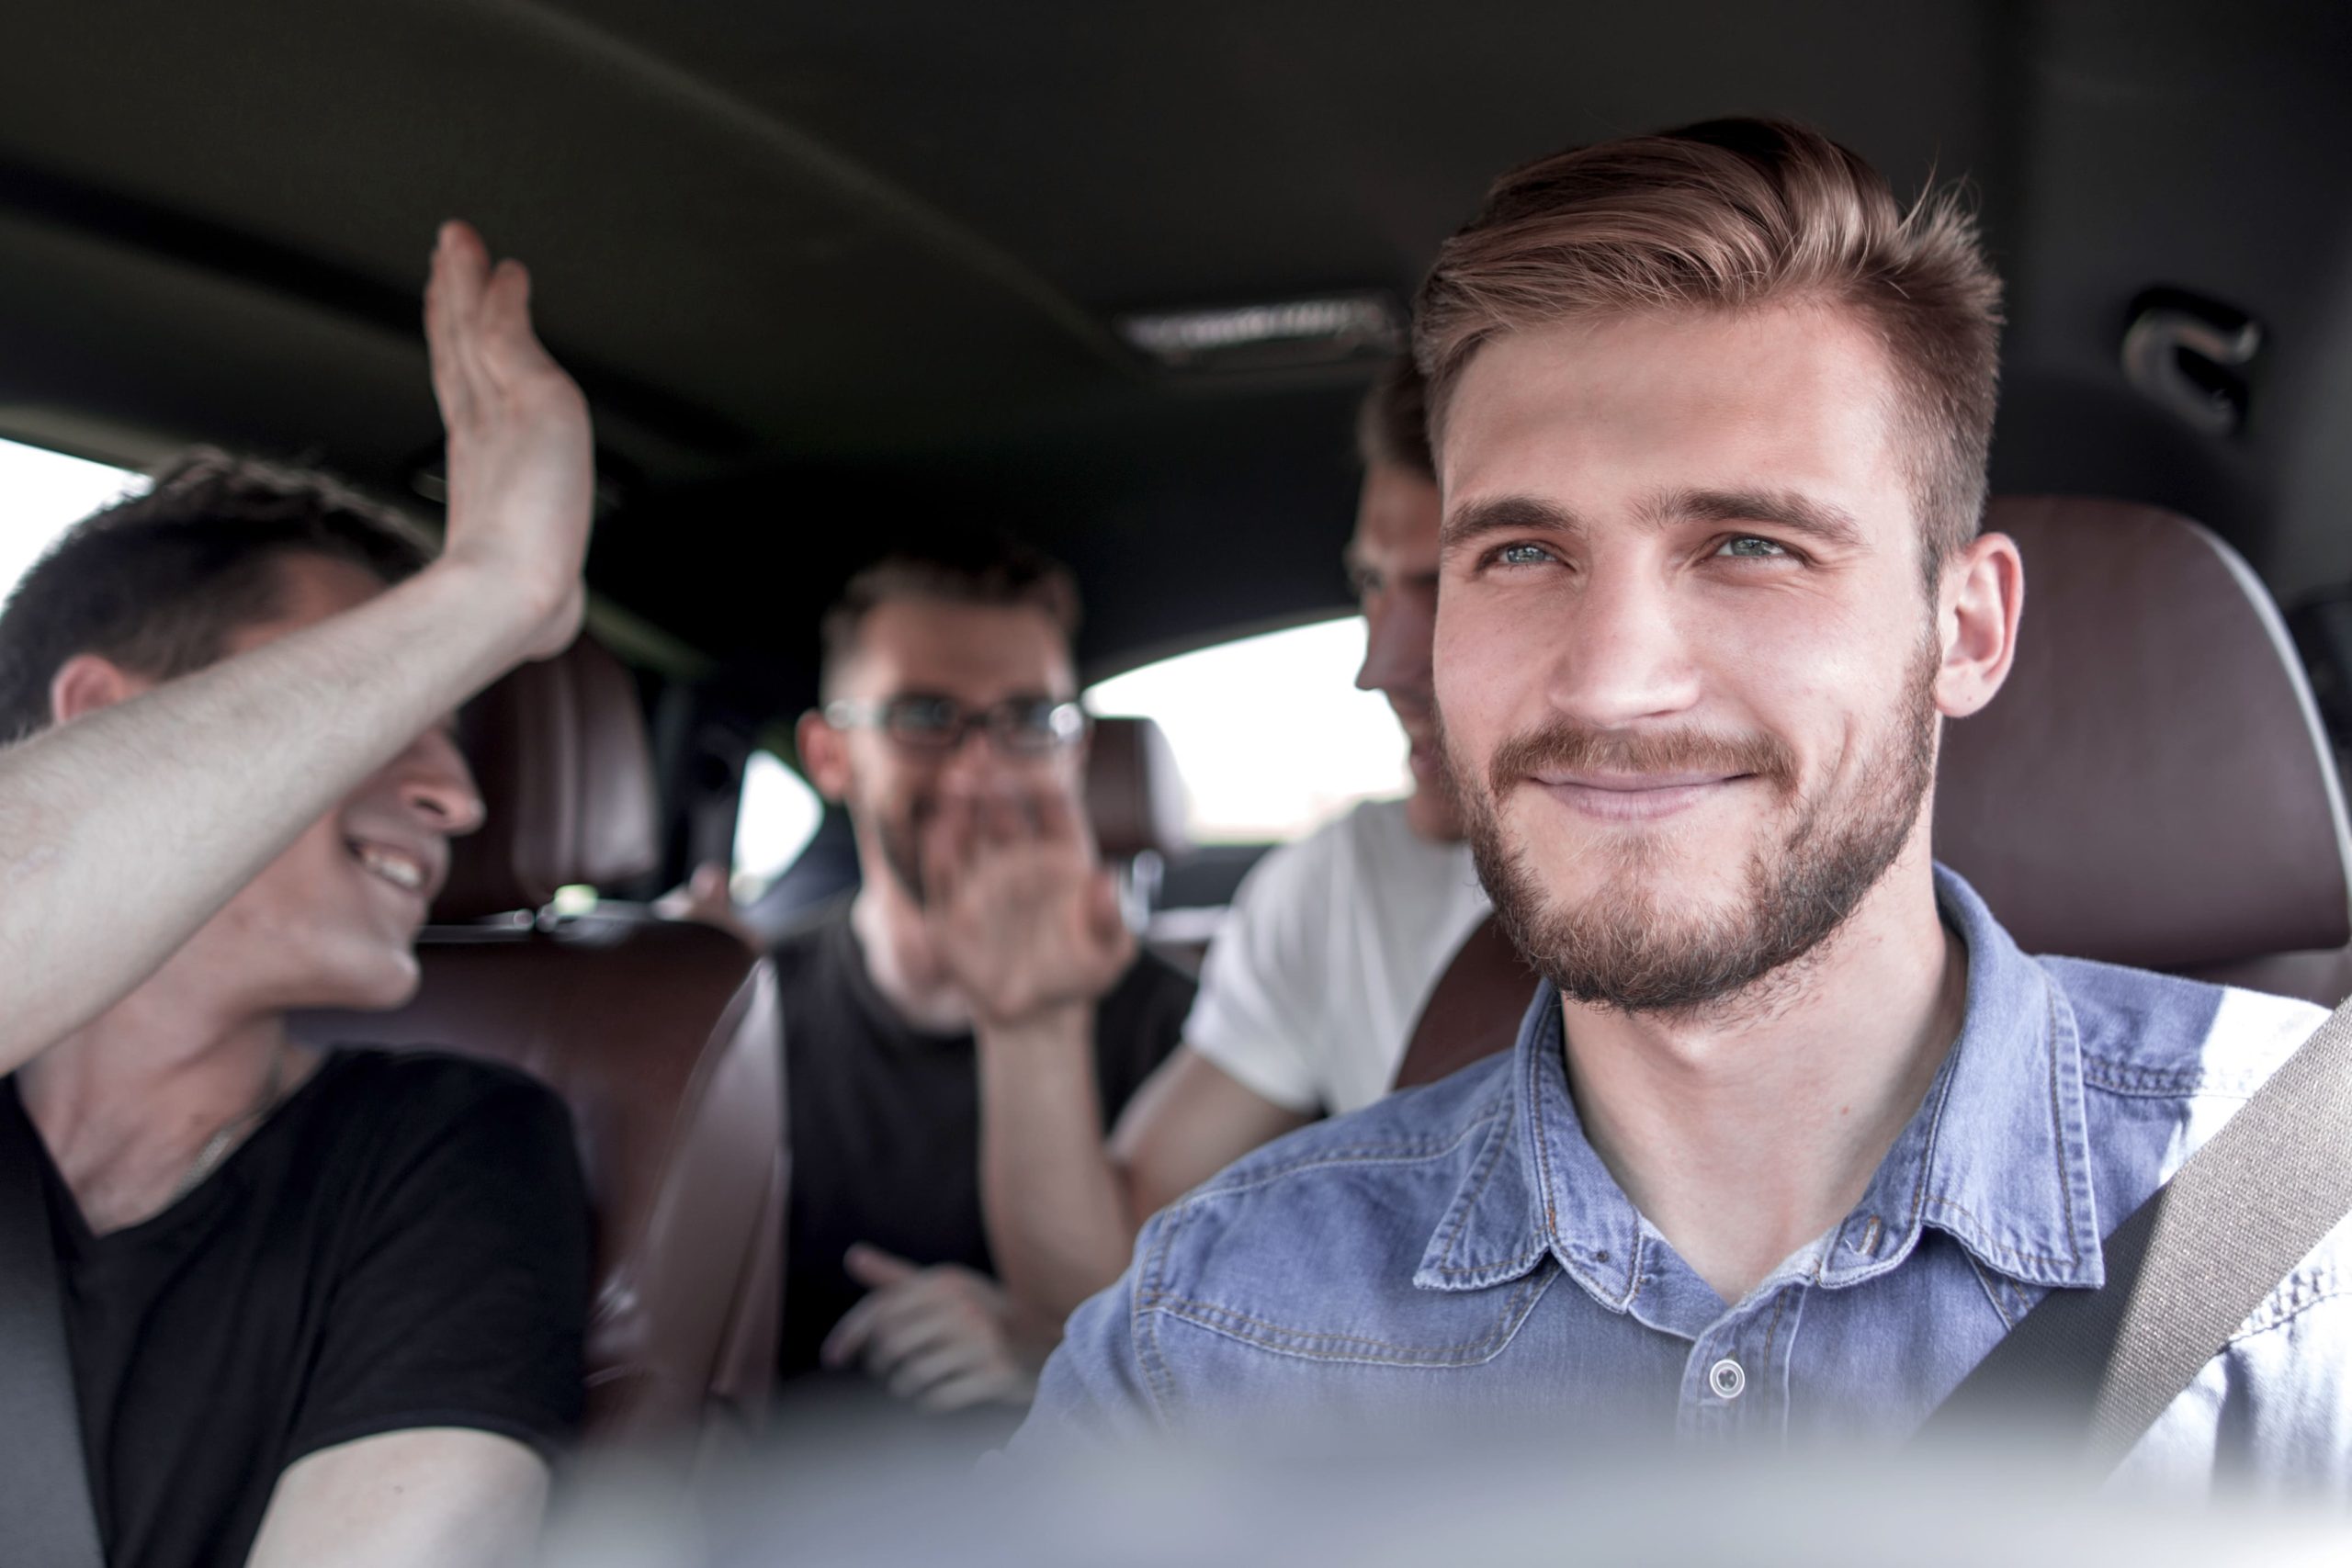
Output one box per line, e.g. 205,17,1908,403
823,694,1089,757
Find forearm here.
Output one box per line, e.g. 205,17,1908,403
975,1002,1146,1329
0,562,544,1072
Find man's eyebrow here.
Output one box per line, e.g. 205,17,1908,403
1439,494,1582,554
1657,488,1867,552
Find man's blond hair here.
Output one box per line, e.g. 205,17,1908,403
1415,118,2003,577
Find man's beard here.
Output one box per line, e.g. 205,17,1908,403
1447,639,1940,1017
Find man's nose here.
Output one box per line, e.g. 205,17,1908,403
1356,591,1437,700
1542,561,1701,728
401,729,488,837
935,722,1017,786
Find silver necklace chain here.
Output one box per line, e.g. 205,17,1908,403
165,1046,288,1208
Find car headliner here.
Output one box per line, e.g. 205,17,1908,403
1,0,2347,709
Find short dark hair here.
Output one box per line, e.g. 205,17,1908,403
0,449,433,745
819,534,1081,699
1356,356,1436,481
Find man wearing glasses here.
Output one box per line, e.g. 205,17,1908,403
773,541,1193,1424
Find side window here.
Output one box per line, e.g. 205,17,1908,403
0,436,137,600
1085,615,1407,844
731,749,825,901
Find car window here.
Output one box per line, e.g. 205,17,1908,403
1086,615,1408,845
732,748,825,902
0,436,136,601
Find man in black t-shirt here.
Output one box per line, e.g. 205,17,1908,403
775,544,1192,1417
0,223,594,1568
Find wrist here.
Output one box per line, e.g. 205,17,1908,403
973,997,1094,1054
402,555,566,670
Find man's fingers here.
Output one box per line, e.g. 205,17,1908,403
1088,869,1133,951
844,1243,922,1291
885,1340,985,1403
977,788,1027,846
823,1275,954,1371
478,256,566,387
917,1367,1021,1414
819,1292,882,1369
857,1298,972,1383
921,801,975,907
1031,787,1084,848
424,224,489,431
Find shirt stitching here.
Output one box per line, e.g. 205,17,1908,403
1431,1108,1513,1269
1919,1193,2083,1269
1187,1116,1501,1205
2228,1265,2351,1344
1964,1251,2025,1328
1135,1205,1188,1421
1526,1034,1565,1253
2041,975,2086,1269
1760,1286,1792,1366
2078,1055,2267,1100
1143,1271,1550,1363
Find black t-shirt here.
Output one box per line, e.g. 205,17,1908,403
773,900,1193,1382
0,1048,590,1568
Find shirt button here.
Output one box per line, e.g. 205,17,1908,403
1708,1358,1747,1400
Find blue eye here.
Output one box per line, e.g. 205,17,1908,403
1717,536,1790,559
1497,543,1552,566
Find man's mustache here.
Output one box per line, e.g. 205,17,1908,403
1483,720,1798,800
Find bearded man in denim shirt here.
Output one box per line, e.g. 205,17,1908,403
1016,118,2352,1486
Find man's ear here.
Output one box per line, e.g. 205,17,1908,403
1933,531,2025,720
797,708,852,803
49,653,154,728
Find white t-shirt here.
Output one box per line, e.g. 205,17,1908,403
1184,798,1491,1117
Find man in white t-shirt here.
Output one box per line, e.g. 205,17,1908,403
953,360,1490,1336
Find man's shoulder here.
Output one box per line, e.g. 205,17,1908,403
2040,955,2326,1103
321,1045,569,1123
1232,798,1411,897
1192,1052,1510,1192
302,1047,579,1183
2038,959,2352,1382
1140,1056,1519,1302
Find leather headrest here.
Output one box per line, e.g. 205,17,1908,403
1086,715,1191,862
1934,496,2352,968
434,636,662,920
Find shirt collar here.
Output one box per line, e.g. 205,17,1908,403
1415,864,2104,1302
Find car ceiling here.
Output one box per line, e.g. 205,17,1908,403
1,0,2347,710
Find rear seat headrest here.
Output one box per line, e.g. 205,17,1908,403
1934,496,2352,969
1086,715,1191,863
435,635,662,921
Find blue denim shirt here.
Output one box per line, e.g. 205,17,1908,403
1023,869,2352,1487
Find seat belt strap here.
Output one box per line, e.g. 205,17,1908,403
0,1084,107,1567
1927,988,2352,1469
1394,917,1532,1090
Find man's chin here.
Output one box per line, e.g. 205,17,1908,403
288,950,425,1015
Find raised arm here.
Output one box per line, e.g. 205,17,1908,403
928,789,1308,1328
0,221,593,1074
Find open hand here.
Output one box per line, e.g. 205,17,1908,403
424,220,594,662
819,1246,1037,1412
922,785,1135,1028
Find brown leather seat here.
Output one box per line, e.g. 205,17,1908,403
1396,495,2352,1090
1936,495,2352,999
295,637,785,1457
1086,714,1191,933
1086,714,1191,868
